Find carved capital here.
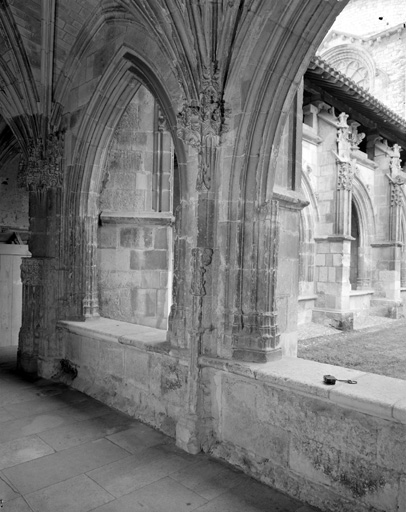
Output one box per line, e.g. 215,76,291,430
390,144,402,176
177,62,230,192
18,132,64,190
337,159,357,191
336,113,364,162
177,103,203,149
387,173,406,206
348,121,365,150
21,258,44,286
190,247,213,296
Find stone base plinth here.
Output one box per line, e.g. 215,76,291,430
176,414,201,455
370,298,404,319
17,350,38,375
312,308,354,331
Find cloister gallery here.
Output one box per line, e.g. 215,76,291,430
2,0,406,510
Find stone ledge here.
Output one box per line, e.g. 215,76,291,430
0,245,31,256
199,355,406,423
100,211,174,226
298,294,318,302
349,289,374,296
58,317,168,353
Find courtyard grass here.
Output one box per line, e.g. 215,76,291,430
297,319,406,380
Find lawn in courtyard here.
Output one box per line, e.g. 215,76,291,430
297,319,406,380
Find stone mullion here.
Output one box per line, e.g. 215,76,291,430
18,257,45,373
401,250,406,288
232,200,281,363
17,133,66,375
167,204,190,354
389,184,402,243
335,162,354,237
82,213,100,319
175,163,216,454
369,142,404,317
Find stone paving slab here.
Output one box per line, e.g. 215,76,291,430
0,346,321,512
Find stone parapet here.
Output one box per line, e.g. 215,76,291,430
200,355,406,512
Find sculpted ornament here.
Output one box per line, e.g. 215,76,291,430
348,121,365,150
190,247,214,296
390,144,402,176
336,112,351,161
18,132,64,190
177,62,230,192
337,160,357,191
387,173,406,206
336,113,365,161
335,112,361,191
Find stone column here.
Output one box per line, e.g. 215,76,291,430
370,141,404,317
174,62,227,453
313,113,363,330
18,258,45,373
232,200,281,362
17,133,65,375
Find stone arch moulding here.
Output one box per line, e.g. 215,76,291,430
64,46,186,321
351,176,376,288
352,176,376,248
223,0,349,362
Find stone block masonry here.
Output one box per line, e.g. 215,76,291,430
200,356,406,512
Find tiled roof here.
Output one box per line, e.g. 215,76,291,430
306,56,406,142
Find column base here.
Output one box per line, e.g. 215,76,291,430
176,414,201,455
370,299,404,319
232,346,282,363
312,308,354,331
17,350,38,375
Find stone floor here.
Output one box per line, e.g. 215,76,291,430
0,346,318,512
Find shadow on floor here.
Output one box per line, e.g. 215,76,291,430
0,346,319,512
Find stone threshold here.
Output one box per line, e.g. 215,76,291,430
58,317,169,353
199,355,406,424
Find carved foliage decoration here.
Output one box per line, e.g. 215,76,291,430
18,132,64,190
348,121,365,150
190,247,214,296
387,174,406,207
21,258,44,286
390,144,402,176
336,112,351,161
177,63,230,192
337,160,357,191
387,144,406,207
335,113,362,191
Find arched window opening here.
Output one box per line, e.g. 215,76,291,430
97,84,174,329
350,200,360,290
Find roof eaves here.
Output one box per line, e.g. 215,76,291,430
310,56,406,131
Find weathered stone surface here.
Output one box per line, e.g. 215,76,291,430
7,1,406,511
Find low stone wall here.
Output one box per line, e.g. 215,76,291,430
57,318,188,437
56,318,406,511
200,356,406,512
297,295,317,325
349,289,374,314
